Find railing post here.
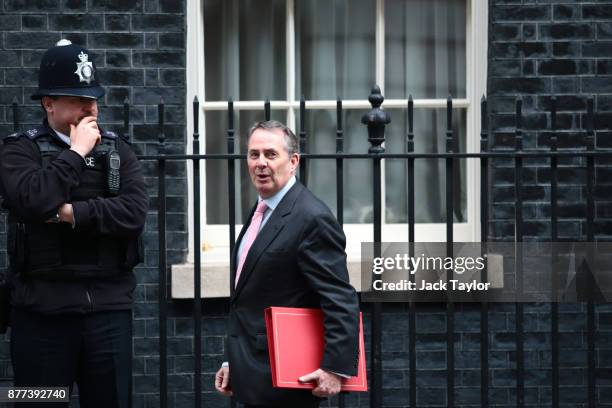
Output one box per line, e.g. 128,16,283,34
12,97,19,132
157,97,168,408
361,85,389,408
123,97,130,143
445,95,455,408
550,96,559,408
192,96,202,408
227,98,236,261
407,95,417,408
336,97,345,408
479,95,489,408
585,96,596,408
336,97,344,226
299,96,307,186
514,97,525,408
226,98,238,408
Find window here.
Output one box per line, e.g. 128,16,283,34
183,0,487,274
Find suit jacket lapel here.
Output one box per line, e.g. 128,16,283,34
231,182,304,301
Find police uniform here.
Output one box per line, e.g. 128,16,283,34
0,40,148,407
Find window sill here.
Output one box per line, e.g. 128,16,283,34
170,255,364,299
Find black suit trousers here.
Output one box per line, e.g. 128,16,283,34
10,308,132,408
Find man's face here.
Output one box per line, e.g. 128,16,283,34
247,128,299,199
42,96,98,134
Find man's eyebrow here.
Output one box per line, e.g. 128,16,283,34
248,148,278,153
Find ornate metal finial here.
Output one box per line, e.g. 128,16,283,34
361,85,390,153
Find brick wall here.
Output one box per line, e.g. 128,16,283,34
1,0,611,407
0,0,189,406
488,0,612,241
487,0,612,407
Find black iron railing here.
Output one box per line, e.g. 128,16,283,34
6,86,612,408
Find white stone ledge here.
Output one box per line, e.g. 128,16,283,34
171,258,364,299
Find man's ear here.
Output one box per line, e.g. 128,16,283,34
41,96,53,114
290,153,300,172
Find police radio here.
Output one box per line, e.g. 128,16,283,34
106,150,120,196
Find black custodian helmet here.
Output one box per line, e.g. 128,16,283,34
31,39,105,100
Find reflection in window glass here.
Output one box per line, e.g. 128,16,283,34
385,108,467,223
296,0,375,100
204,0,286,101
205,109,286,224
385,0,466,99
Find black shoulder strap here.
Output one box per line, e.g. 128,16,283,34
2,132,21,144
102,130,118,140
97,130,119,154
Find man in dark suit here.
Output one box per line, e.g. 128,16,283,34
214,120,360,407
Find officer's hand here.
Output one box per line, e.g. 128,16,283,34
70,116,101,158
214,365,232,396
58,203,74,225
44,203,73,224
299,368,342,398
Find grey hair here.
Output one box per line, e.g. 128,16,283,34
247,120,299,155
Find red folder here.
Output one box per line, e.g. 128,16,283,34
264,306,368,392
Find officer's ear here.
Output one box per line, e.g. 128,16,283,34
40,96,59,114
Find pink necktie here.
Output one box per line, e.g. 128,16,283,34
235,201,268,287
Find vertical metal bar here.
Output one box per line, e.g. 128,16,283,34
371,155,383,408
157,98,168,408
264,99,271,121
336,97,346,408
227,99,237,256
299,96,307,186
407,95,416,408
12,97,19,132
445,95,455,408
226,99,237,408
585,97,596,408
336,98,344,226
124,97,131,143
479,95,489,408
192,96,202,408
550,97,559,408
362,86,389,408
514,98,524,408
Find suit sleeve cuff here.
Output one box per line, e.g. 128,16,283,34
323,368,350,379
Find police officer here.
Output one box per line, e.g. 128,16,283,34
0,40,148,407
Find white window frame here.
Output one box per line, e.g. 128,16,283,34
176,0,488,298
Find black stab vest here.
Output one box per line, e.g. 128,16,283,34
4,126,142,280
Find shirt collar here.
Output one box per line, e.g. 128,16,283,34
53,128,71,146
260,176,296,211
42,119,71,146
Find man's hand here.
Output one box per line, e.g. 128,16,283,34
69,116,101,158
299,368,342,398
215,365,232,396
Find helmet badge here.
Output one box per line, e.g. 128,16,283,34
74,51,94,84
